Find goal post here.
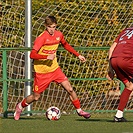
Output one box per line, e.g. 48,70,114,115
24,0,32,116
1,0,133,117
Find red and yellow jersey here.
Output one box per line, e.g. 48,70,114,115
33,30,62,73
32,30,79,74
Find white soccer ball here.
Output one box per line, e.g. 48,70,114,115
46,106,61,120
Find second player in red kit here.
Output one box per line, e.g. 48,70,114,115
107,27,133,122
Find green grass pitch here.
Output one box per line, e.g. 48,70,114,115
1,113,133,133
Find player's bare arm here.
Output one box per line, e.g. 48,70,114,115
108,42,117,59
106,42,117,80
78,55,86,63
106,61,115,80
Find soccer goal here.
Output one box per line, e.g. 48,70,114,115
1,0,133,117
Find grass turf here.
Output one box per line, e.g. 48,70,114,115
1,113,133,133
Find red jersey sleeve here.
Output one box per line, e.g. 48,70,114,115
60,33,80,57
33,32,46,51
30,49,48,60
30,31,47,59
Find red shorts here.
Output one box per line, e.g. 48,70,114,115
111,57,133,84
33,67,68,93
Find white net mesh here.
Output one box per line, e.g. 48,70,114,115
0,0,133,115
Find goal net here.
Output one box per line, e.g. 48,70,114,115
1,0,133,116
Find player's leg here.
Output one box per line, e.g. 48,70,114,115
14,92,41,120
60,80,91,118
114,81,133,122
14,72,50,120
111,57,133,122
53,67,91,119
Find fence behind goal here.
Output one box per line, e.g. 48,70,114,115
1,0,133,117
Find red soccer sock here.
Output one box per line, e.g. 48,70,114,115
118,88,132,111
72,99,81,109
21,98,29,108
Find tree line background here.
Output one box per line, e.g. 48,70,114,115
1,0,133,92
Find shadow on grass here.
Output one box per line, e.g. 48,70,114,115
2,116,133,122
76,118,133,122
1,116,47,121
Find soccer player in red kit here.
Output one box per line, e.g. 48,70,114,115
106,26,133,122
14,16,91,120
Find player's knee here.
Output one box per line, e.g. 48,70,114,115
68,88,74,94
34,94,41,101
34,97,40,101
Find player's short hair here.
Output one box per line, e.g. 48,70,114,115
45,16,57,26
